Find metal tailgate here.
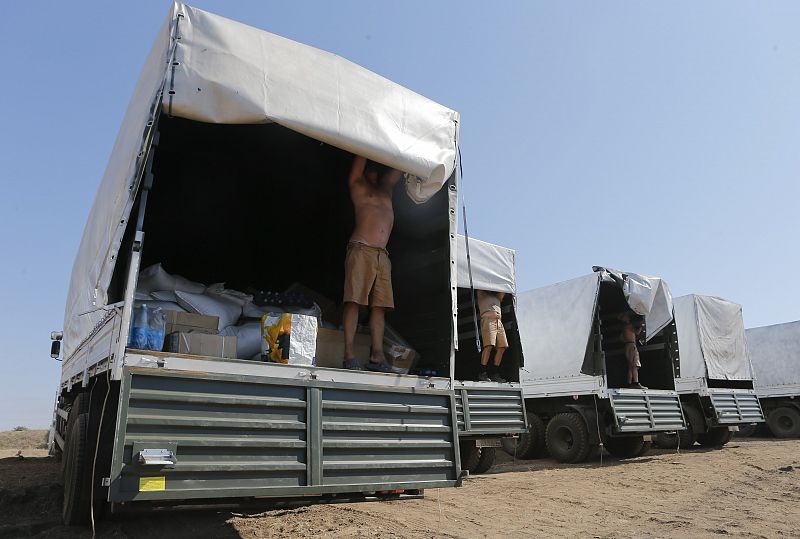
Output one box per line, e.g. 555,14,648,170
109,367,461,503
454,384,527,437
608,389,685,433
708,389,765,424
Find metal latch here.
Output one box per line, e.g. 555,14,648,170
138,448,177,466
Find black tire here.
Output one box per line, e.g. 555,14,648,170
472,447,496,475
654,431,679,449
766,407,800,438
735,423,759,438
459,440,480,474
697,427,733,447
545,412,591,464
62,413,91,525
501,413,546,459
678,405,704,450
61,392,89,475
604,436,646,459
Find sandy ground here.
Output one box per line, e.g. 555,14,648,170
1,437,798,539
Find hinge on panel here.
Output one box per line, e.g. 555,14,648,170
101,477,111,487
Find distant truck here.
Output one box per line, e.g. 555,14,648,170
454,235,526,474
745,320,800,438
509,268,686,463
47,3,525,525
655,294,765,449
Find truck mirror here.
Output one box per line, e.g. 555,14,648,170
51,340,61,359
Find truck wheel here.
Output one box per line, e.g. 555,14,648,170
472,447,496,475
678,405,704,449
501,413,545,459
604,436,645,459
460,440,480,474
61,392,90,475
545,413,591,464
735,423,759,437
62,413,91,525
697,427,732,447
654,431,679,449
766,407,800,438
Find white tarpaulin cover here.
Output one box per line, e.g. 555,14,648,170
62,2,459,360
517,270,675,382
517,274,600,381
456,235,516,295
746,320,800,391
674,294,752,381
594,267,674,341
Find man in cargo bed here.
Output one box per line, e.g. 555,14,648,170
343,156,403,372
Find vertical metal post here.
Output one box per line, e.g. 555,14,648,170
307,387,323,487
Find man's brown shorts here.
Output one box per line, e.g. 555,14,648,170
624,342,642,368
481,317,508,348
343,242,394,309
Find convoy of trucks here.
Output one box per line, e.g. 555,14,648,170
43,0,799,530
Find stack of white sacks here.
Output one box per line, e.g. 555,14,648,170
134,263,316,360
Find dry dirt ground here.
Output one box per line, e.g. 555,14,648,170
1,433,798,539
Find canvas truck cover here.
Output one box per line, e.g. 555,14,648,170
674,294,752,381
63,2,460,360
746,320,800,394
516,270,674,382
456,235,516,295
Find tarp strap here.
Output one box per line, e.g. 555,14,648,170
458,144,482,353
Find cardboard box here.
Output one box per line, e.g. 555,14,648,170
168,332,237,359
261,313,318,366
315,328,371,369
165,310,219,335
384,343,419,374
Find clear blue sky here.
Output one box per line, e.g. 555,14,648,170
1,1,798,430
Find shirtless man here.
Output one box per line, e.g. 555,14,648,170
342,155,403,371
619,311,646,389
477,290,508,382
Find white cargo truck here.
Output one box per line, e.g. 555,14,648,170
48,3,525,525
454,235,526,474
655,294,765,448
745,320,800,438
507,267,686,463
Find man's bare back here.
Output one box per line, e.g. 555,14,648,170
348,156,402,248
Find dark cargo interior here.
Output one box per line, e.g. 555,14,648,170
111,116,454,374
454,289,522,382
589,281,678,390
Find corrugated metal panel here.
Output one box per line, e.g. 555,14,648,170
455,386,527,436
109,368,460,503
608,390,685,432
709,390,765,424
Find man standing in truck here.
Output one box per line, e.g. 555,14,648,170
477,289,509,382
342,155,403,372
619,311,646,389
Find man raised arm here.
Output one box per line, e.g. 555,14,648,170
342,156,403,372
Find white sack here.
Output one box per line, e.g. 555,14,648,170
134,300,186,313
456,235,516,294
137,263,205,295
220,321,262,359
175,290,241,330
206,283,253,307
150,290,178,302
